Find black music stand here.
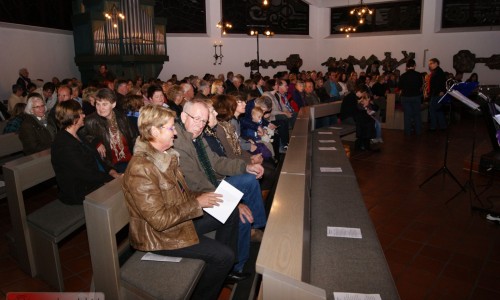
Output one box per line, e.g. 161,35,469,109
419,82,465,191
445,88,485,207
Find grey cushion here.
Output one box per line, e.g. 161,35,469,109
121,251,205,300
27,200,85,241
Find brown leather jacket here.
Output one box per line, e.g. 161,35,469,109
122,138,203,251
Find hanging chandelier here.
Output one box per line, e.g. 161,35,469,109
104,4,125,28
350,0,373,25
216,20,233,35
339,25,356,33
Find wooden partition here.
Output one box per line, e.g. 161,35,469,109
0,133,22,158
3,150,53,276
256,102,399,300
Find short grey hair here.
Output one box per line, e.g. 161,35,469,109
25,93,46,115
181,83,193,93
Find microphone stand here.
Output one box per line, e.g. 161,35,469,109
419,83,465,191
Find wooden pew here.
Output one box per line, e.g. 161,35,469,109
3,150,87,291
0,132,23,159
256,106,399,299
84,178,206,300
3,150,54,276
309,102,355,137
0,132,24,199
256,108,324,299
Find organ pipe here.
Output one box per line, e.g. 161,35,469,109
92,0,166,57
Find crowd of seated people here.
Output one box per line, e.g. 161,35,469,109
3,62,424,298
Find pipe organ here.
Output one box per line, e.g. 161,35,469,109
72,0,168,84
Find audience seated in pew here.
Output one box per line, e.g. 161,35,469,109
205,95,277,192
51,99,119,205
81,86,97,116
8,84,26,114
3,102,26,134
122,105,238,300
239,94,277,161
18,93,54,155
354,85,380,151
123,94,144,135
173,99,267,278
165,84,184,116
81,88,138,173
47,85,72,134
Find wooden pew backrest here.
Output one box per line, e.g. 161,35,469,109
2,149,54,276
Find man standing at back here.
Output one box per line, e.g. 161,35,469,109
399,59,424,135
428,58,447,131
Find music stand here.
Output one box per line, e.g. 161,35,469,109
419,82,468,190
445,86,485,208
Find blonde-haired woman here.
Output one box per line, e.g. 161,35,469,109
123,105,238,300
210,79,224,96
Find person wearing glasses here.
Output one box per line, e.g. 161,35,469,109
123,105,238,300
18,93,54,155
173,99,267,282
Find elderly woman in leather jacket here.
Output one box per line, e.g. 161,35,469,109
122,105,239,300
81,88,138,173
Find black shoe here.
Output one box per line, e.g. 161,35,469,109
225,271,251,284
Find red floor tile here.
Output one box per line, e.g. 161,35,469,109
390,238,424,256
433,276,475,299
409,255,446,275
419,244,453,262
470,287,500,300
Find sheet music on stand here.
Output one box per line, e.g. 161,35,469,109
439,82,479,107
494,114,500,126
478,91,500,127
448,89,480,110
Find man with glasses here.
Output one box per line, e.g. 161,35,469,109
428,58,447,131
174,99,267,283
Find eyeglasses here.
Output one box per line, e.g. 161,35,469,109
184,111,208,124
161,125,176,132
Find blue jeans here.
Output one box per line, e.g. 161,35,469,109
375,120,382,140
401,96,423,135
153,210,239,300
225,174,267,272
429,96,447,130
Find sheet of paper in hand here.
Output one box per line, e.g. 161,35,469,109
203,180,243,223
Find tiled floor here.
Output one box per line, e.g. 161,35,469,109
1,111,499,300
349,113,500,300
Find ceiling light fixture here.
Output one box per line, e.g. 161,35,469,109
350,0,373,25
